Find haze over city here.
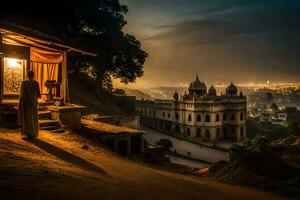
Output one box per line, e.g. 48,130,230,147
118,0,300,88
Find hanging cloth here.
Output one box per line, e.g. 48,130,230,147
30,47,63,63
30,62,60,99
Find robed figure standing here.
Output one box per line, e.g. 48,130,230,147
18,70,41,139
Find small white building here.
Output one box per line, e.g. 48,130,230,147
260,110,288,127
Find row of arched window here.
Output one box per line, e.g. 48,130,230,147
174,123,244,138
177,126,222,139
185,112,244,122
141,109,244,122
162,112,171,118
141,109,156,117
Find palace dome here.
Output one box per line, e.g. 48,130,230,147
226,82,238,92
226,82,238,96
208,84,217,96
189,75,207,90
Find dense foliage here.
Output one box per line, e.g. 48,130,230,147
228,135,300,180
246,115,300,141
228,135,276,162
157,139,173,151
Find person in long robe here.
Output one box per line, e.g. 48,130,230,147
19,70,41,139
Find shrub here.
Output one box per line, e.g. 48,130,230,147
228,135,300,180
156,139,173,151
228,135,274,162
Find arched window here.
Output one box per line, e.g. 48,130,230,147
205,114,211,122
216,128,221,138
216,114,220,122
175,113,179,120
205,129,210,138
159,121,163,129
197,114,201,122
186,128,191,136
168,113,171,118
240,127,244,134
231,127,236,134
196,128,201,138
231,113,235,121
162,112,165,117
175,125,180,133
223,113,227,121
240,112,244,120
223,127,227,135
188,114,192,122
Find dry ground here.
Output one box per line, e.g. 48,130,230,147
0,128,292,200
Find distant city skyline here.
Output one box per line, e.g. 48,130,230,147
116,0,300,88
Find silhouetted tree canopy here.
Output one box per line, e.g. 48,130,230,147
0,0,147,94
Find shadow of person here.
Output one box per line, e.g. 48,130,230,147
27,138,106,175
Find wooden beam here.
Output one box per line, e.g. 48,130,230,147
0,28,97,57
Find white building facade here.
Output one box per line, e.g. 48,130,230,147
136,76,247,144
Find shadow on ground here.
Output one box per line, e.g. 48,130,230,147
27,138,106,175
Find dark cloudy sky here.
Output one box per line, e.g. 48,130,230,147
120,0,300,88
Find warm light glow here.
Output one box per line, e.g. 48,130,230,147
6,58,23,69
3,58,26,94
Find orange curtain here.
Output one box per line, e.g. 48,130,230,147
30,62,59,100
30,47,63,100
30,48,63,63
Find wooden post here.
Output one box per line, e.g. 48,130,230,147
61,52,69,103
0,33,3,103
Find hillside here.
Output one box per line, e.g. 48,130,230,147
69,77,134,116
0,128,291,200
196,136,300,198
123,88,153,100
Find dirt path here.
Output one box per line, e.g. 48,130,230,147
142,125,227,162
0,129,291,200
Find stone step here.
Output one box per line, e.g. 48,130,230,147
38,106,48,111
38,110,52,119
39,119,60,127
50,128,65,133
40,125,60,131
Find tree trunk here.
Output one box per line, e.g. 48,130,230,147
96,71,105,98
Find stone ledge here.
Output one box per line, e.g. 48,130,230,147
81,118,143,136
47,104,87,112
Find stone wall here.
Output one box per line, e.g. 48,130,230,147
83,115,140,129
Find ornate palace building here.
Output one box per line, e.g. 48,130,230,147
136,76,247,144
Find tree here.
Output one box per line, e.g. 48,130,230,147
265,92,274,103
157,139,173,151
0,0,148,95
287,121,300,136
270,103,279,112
113,89,126,96
85,33,147,95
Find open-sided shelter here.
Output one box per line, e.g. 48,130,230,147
0,21,96,104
